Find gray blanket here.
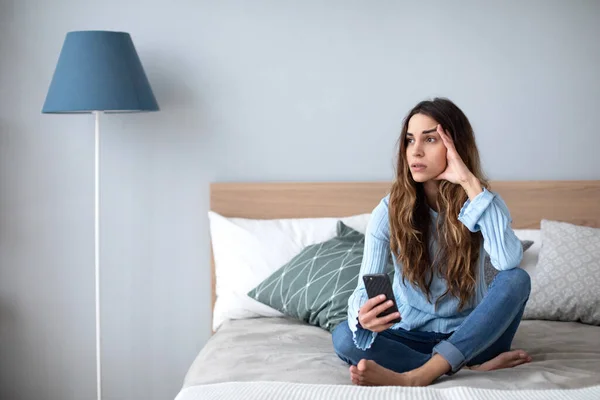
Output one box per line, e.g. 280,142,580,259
182,316,600,390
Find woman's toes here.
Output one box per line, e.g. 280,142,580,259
357,359,368,372
516,350,531,359
511,356,532,367
509,360,525,368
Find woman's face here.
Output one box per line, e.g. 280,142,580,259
405,113,447,183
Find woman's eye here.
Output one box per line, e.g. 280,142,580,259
406,138,414,144
427,137,436,143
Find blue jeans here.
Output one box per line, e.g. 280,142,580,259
332,268,531,375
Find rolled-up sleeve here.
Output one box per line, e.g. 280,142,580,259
347,196,391,350
458,188,523,271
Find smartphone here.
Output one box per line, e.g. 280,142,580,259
362,273,401,324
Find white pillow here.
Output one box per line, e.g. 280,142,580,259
208,211,372,331
208,217,541,331
513,229,542,273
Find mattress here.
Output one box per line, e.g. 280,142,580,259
176,316,600,398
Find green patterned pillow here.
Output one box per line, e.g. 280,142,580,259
248,221,393,332
483,240,534,286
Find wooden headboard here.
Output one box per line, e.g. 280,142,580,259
209,180,600,326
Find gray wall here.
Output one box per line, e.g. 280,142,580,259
1,0,599,399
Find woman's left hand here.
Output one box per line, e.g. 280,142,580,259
433,124,474,185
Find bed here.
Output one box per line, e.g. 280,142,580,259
174,181,600,400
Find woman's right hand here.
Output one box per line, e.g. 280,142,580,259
358,295,402,332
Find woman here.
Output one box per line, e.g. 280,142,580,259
332,97,532,386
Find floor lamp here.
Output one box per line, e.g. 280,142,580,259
42,30,159,400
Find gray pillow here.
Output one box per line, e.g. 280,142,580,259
483,240,534,286
522,219,600,325
247,221,393,332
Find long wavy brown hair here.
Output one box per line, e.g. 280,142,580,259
389,98,489,311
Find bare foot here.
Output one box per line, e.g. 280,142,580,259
467,349,532,371
349,359,424,387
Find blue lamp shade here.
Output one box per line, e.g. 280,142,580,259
42,30,159,113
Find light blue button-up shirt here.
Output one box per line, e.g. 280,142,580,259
347,188,523,350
